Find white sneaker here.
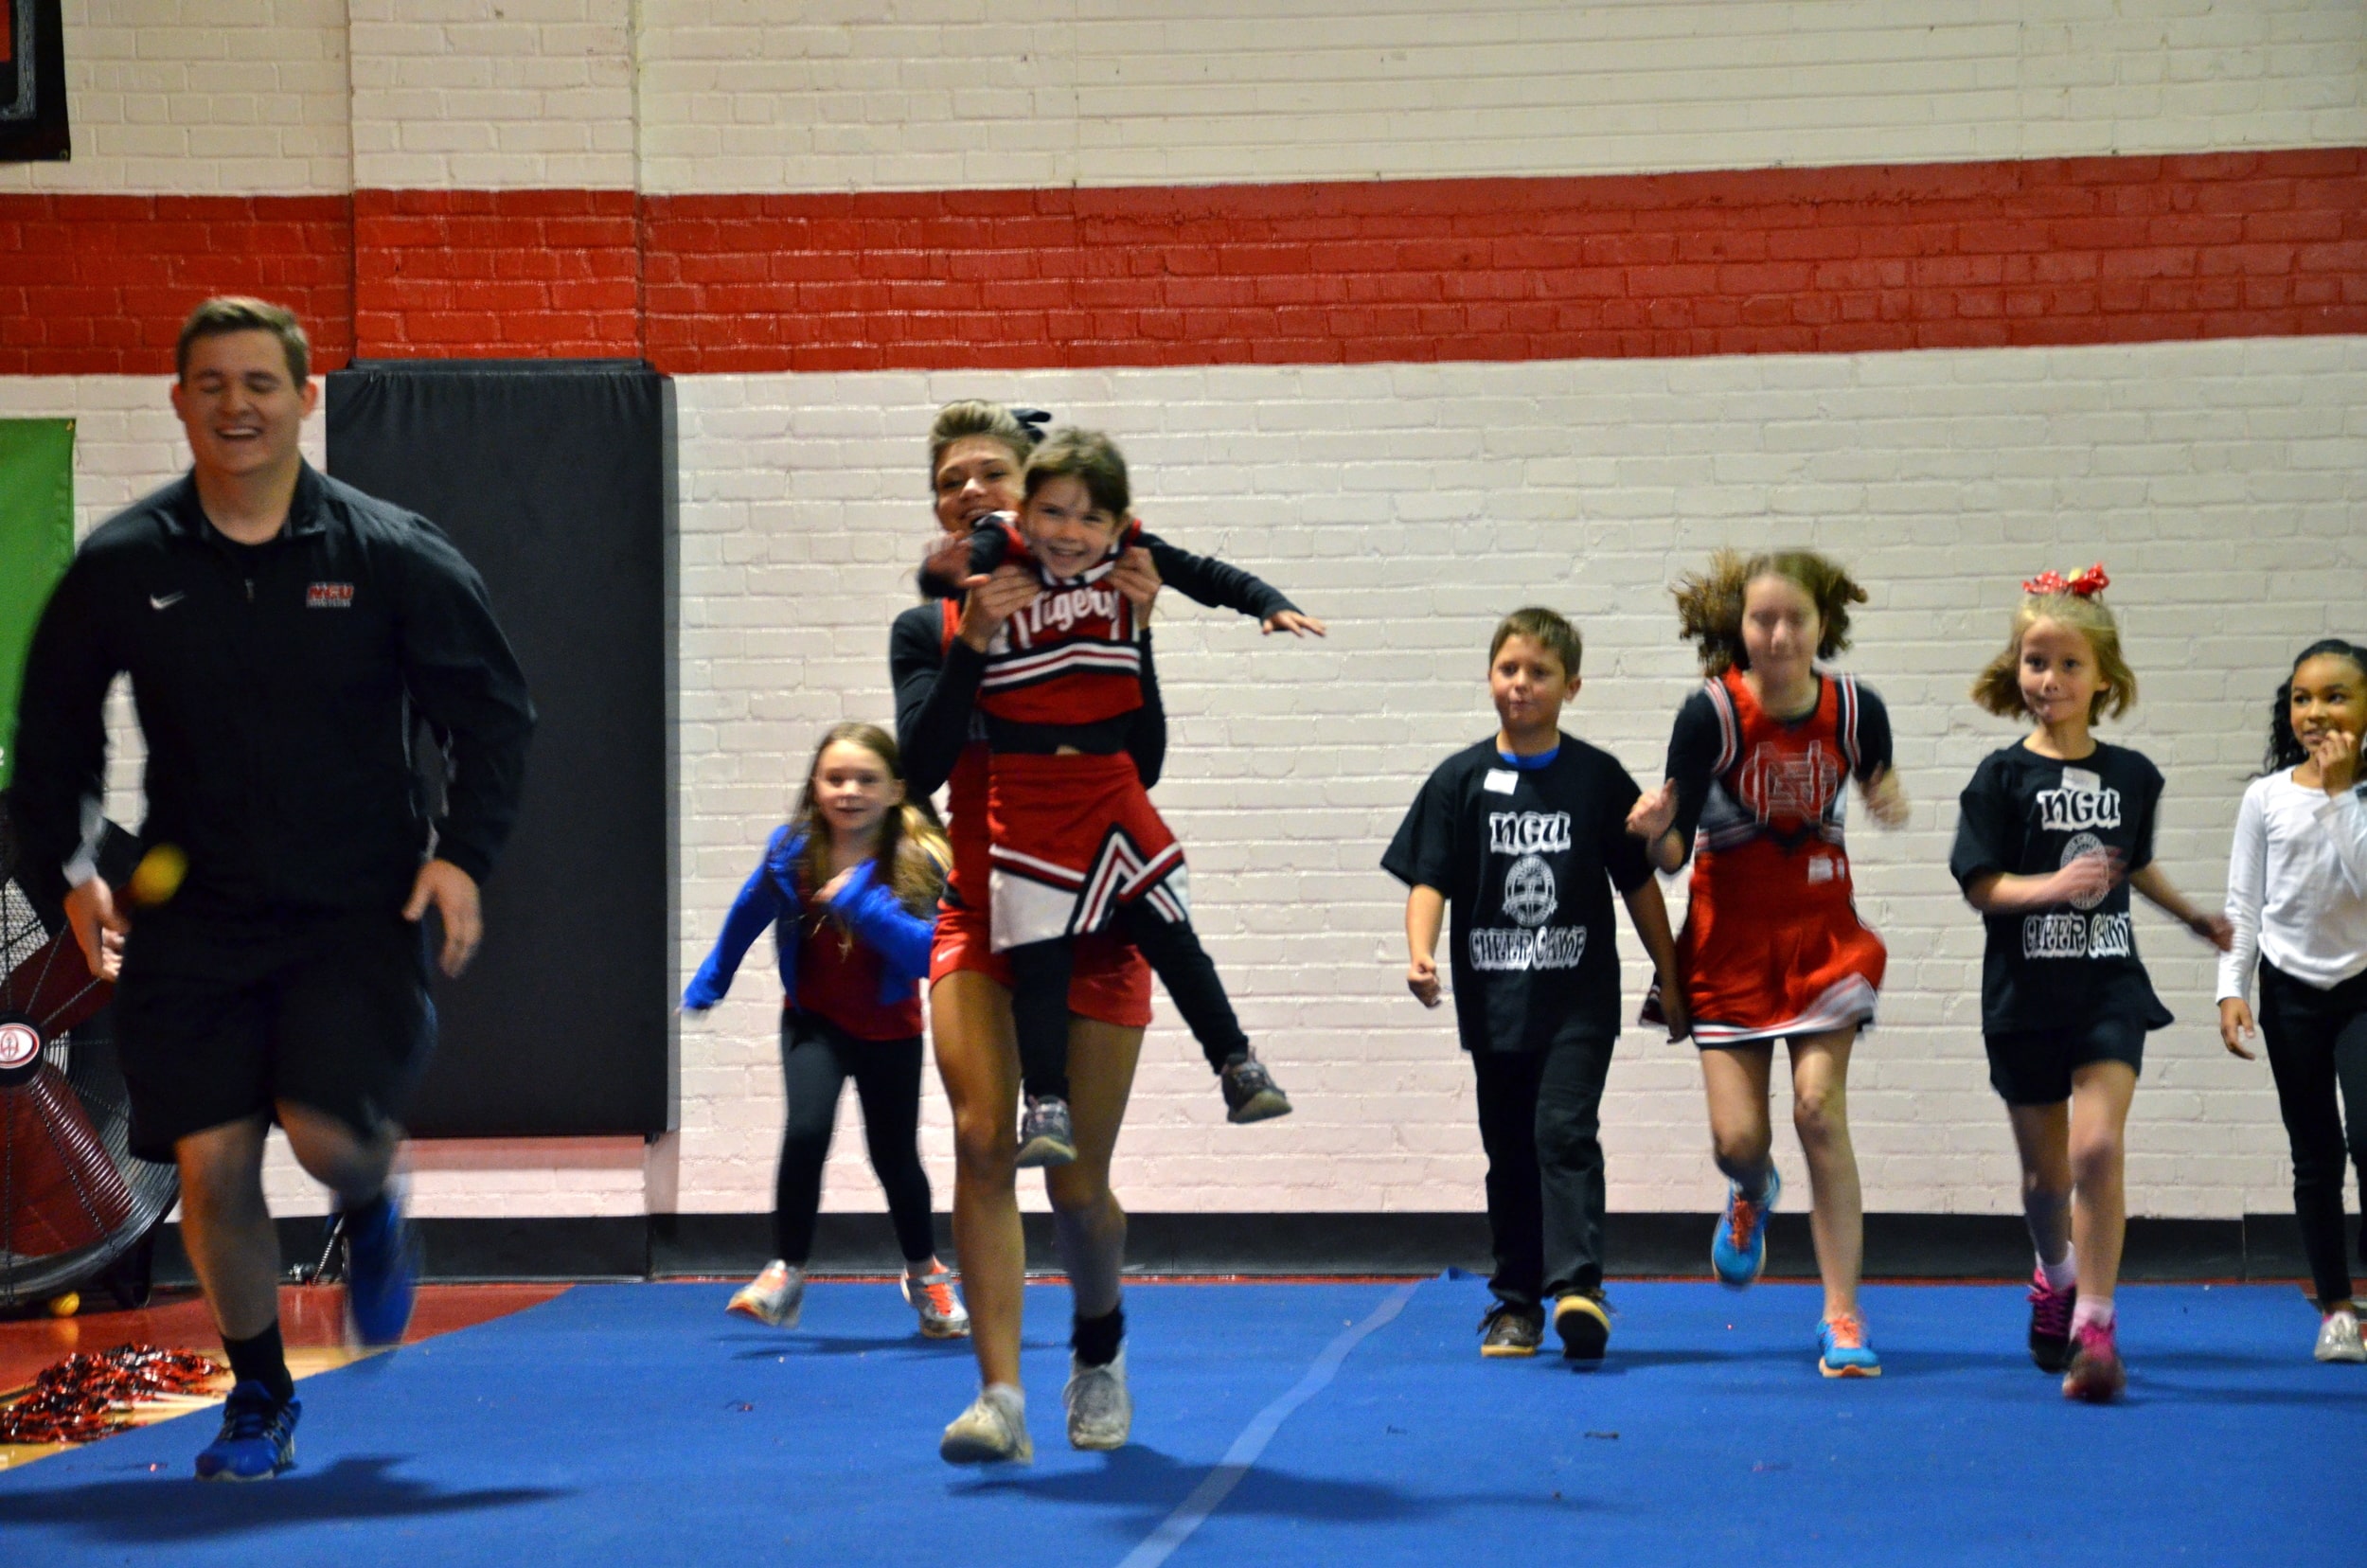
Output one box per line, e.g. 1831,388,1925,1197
2314,1306,2365,1363
1064,1345,1131,1452
940,1383,1032,1465
726,1261,805,1329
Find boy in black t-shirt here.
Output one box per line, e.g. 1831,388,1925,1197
1384,608,1688,1362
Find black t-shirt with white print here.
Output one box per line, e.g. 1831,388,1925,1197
1383,734,1653,1053
1949,739,2174,1037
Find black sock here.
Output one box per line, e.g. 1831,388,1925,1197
1072,1303,1125,1367
223,1322,296,1404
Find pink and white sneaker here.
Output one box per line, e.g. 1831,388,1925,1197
2061,1316,2126,1402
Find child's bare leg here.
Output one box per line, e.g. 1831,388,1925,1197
2005,1099,2074,1269
1788,1026,1864,1322
1700,1043,1776,1191
2067,1061,2139,1308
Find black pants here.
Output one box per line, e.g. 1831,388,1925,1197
2258,960,2367,1307
1469,1033,1617,1311
1006,903,1248,1101
774,1012,935,1267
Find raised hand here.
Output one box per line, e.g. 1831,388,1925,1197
1109,545,1163,619
1262,610,1327,637
956,563,1041,650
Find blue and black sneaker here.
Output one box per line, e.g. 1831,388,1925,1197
1710,1167,1781,1290
344,1185,420,1347
194,1381,300,1481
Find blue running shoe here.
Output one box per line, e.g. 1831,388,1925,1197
344,1186,419,1347
1710,1167,1780,1289
194,1381,300,1481
1817,1311,1882,1378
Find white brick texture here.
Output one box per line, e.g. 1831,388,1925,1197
349,0,635,189
671,335,2367,1224
0,0,352,195
635,0,2367,194
9,342,2367,1222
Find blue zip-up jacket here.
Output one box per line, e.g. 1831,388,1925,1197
682,827,935,1011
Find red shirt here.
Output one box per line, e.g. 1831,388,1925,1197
792,870,925,1040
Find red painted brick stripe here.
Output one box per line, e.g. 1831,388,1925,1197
1,195,353,375
5,150,2362,377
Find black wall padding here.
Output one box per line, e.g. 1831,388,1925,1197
327,361,675,1137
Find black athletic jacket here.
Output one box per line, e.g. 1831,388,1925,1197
7,464,535,918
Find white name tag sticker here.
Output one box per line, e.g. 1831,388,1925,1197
2060,767,2102,795
1484,769,1520,795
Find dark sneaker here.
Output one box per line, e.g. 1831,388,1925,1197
1219,1052,1292,1124
2027,1265,2074,1373
194,1381,300,1482
2061,1317,2126,1402
1554,1291,1611,1361
1015,1096,1077,1168
343,1186,419,1347
1479,1302,1543,1359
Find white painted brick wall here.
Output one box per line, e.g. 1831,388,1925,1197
671,335,2367,1225
0,0,352,195
10,345,2367,1228
349,0,635,189
636,0,2367,194
26,2,2362,201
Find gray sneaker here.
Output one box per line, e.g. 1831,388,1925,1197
1015,1096,1077,1168
726,1261,805,1329
2315,1307,2365,1363
901,1266,971,1339
941,1383,1032,1465
1219,1052,1292,1124
1064,1345,1131,1451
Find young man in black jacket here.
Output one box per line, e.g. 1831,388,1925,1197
7,297,534,1480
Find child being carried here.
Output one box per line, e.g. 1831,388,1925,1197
925,427,1324,1166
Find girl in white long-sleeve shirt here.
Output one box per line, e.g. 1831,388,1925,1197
2218,638,2367,1364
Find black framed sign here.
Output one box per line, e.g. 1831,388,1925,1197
1,1,68,163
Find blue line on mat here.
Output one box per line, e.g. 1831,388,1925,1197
1115,1279,1421,1568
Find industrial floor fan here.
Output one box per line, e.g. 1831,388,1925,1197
0,806,176,1313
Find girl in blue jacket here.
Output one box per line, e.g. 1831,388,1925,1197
685,722,967,1337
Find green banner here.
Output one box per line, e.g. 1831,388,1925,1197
0,419,75,791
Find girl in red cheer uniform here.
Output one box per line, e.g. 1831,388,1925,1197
1629,549,1908,1379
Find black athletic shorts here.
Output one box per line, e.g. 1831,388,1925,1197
1983,1016,2145,1108
114,907,435,1162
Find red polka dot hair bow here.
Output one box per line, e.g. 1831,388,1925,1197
2021,563,2109,598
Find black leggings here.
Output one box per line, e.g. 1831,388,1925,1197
2258,960,2367,1307
773,1012,935,1267
1006,903,1249,1101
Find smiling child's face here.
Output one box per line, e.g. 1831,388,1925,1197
1018,473,1125,579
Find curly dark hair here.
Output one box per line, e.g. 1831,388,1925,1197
2262,638,2367,775
1671,548,1866,675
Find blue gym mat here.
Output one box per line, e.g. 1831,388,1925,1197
0,1277,2358,1565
